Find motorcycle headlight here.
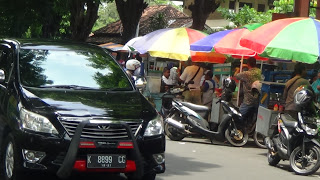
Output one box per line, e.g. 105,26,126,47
301,123,318,136
19,107,58,135
144,114,164,137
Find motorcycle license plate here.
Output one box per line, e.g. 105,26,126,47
87,154,126,168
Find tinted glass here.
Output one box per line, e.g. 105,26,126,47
18,48,132,90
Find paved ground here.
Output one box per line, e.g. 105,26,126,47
29,136,320,180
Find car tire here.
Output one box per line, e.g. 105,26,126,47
0,133,23,180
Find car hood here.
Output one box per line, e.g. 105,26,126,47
21,87,157,120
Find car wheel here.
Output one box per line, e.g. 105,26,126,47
0,133,22,180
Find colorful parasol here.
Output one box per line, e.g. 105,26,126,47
121,36,142,52
131,27,207,61
190,51,226,63
240,17,320,64
190,23,266,58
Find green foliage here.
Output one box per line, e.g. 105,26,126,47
217,5,272,27
147,0,183,10
310,0,317,17
272,0,316,17
272,0,294,13
149,12,169,31
93,1,119,32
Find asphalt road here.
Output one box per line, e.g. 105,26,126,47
30,137,320,180
157,137,320,180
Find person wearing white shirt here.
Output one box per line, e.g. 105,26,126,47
179,62,203,104
160,67,174,92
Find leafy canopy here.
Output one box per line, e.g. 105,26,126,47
217,5,272,27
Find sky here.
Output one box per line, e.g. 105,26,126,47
172,1,183,6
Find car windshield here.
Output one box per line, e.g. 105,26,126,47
18,48,133,91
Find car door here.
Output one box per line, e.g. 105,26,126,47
0,43,15,139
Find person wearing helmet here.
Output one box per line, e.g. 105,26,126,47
293,85,317,117
283,62,310,119
125,59,141,81
235,57,262,125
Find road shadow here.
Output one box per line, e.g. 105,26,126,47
267,161,320,177
157,152,222,179
174,136,266,150
30,172,126,180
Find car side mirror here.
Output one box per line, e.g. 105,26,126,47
0,69,5,83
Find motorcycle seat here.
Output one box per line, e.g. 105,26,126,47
180,102,209,112
280,114,298,128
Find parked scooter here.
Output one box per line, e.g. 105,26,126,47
161,84,248,147
265,85,320,175
213,78,266,148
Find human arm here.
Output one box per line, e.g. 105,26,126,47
235,71,249,82
201,82,209,92
179,67,188,84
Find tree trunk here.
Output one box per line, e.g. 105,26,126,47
115,0,147,44
69,0,99,41
188,0,220,31
41,1,62,38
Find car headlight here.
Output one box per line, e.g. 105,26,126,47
19,107,58,135
144,114,164,137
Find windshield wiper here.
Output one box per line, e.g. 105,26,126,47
105,87,132,91
39,85,97,90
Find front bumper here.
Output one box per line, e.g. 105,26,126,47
16,121,165,178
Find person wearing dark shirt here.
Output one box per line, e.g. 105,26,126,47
235,57,262,125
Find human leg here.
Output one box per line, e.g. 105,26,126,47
191,90,202,105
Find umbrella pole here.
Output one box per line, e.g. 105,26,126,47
236,56,244,107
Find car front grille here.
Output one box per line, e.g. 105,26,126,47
58,117,142,140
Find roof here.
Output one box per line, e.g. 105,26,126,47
87,5,194,45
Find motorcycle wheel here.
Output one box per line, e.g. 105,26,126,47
164,123,185,141
267,150,280,166
289,144,320,176
253,131,267,149
224,128,248,147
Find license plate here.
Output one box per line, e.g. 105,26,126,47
87,154,126,168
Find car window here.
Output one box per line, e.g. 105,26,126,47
18,48,133,90
0,47,13,83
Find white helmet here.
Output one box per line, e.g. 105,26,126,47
126,59,141,71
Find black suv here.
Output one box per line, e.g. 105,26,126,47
0,39,165,180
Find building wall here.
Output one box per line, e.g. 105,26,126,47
183,0,271,29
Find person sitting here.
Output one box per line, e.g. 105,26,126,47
283,62,310,119
235,57,262,126
201,70,215,109
167,62,179,86
125,59,141,82
160,67,174,92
